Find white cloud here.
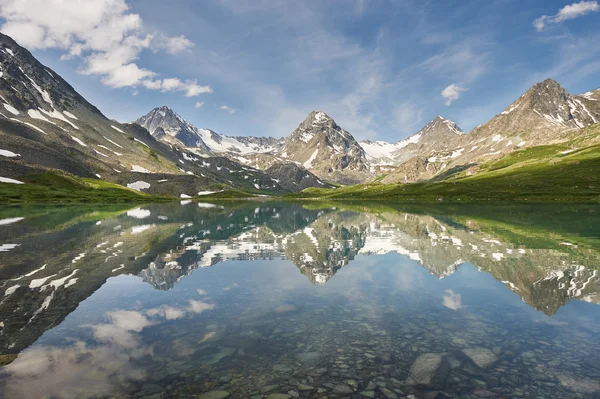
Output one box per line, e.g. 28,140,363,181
142,77,212,96
441,84,467,106
0,0,211,96
195,101,205,108
154,34,194,54
534,1,599,31
219,105,236,114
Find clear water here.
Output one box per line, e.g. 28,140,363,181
0,202,599,399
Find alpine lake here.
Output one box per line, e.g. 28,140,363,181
0,201,599,399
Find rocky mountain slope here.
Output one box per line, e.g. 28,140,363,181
136,108,372,185
264,163,334,192
135,79,600,187
0,32,296,197
361,115,464,166
135,106,282,156
277,111,371,184
4,28,599,193
380,79,600,184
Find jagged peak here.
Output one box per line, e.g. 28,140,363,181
527,78,566,96
305,110,334,124
420,115,463,135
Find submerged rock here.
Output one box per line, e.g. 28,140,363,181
405,353,449,387
265,394,290,399
333,384,354,394
462,347,498,369
296,352,321,363
198,391,231,399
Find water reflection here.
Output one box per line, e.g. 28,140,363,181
0,202,599,398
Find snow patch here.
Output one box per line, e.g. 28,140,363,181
3,103,19,115
27,109,52,123
303,149,318,169
71,136,87,147
131,165,151,173
0,243,20,251
127,181,151,191
0,176,24,184
0,149,19,157
134,138,149,147
102,135,123,149
0,217,24,225
40,108,78,129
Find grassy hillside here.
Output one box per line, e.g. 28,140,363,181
0,172,167,203
291,142,600,202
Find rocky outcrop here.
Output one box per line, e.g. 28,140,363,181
265,162,333,192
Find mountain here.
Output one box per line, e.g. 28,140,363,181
133,105,211,150
135,106,282,155
0,32,294,197
265,162,334,192
133,79,600,188
361,115,464,167
379,79,600,184
581,88,600,102
135,108,373,185
0,32,176,180
470,78,600,143
5,25,599,196
278,111,371,184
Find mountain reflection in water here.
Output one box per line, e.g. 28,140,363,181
0,202,599,398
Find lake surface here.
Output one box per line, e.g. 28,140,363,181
0,201,599,399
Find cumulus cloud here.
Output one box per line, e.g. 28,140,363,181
534,1,599,31
195,101,205,108
219,105,236,114
142,77,212,96
0,0,211,96
156,34,194,54
441,84,467,106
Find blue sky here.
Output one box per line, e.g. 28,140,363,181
1,0,599,141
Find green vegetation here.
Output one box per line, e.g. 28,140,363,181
195,189,259,200
291,143,600,202
0,172,167,203
135,141,179,171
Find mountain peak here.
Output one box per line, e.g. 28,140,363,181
306,110,334,125
419,115,463,137
135,106,209,149
529,78,564,93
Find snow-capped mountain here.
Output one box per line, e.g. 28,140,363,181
470,79,600,141
134,79,600,186
135,106,282,155
581,88,600,102
0,31,297,196
134,105,211,150
381,79,600,183
278,110,371,184
0,32,190,183
361,115,464,166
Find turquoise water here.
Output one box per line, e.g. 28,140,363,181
0,202,599,398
